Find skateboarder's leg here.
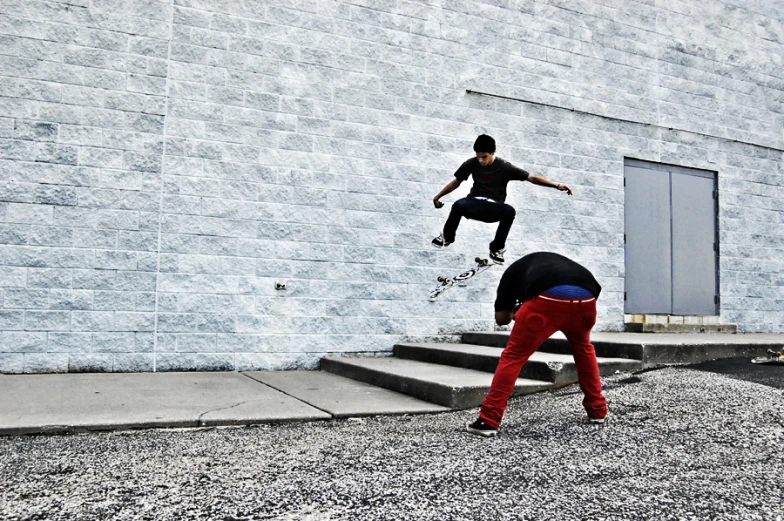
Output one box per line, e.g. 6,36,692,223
460,201,515,252
489,204,516,252
479,299,558,429
560,302,607,420
442,197,474,243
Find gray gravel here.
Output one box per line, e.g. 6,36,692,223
2,367,784,521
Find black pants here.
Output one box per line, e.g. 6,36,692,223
443,197,516,251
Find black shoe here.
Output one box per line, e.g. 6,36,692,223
489,249,505,263
465,418,498,437
432,233,452,248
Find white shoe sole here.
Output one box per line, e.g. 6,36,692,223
465,422,498,437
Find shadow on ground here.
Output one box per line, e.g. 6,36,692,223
680,356,784,389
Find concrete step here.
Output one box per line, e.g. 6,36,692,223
625,323,737,333
462,331,644,360
320,356,554,409
462,331,783,368
394,342,642,385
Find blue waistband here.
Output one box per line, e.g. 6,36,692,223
542,285,594,298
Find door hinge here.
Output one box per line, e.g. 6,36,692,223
624,292,627,301
623,178,626,187
624,233,626,243
712,190,717,199
714,295,719,305
714,242,719,252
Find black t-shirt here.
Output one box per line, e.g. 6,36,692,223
454,157,529,203
494,252,602,311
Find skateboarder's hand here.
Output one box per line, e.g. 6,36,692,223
433,197,444,208
555,183,573,195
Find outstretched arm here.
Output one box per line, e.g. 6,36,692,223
433,179,462,208
527,175,572,195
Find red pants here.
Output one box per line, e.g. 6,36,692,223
479,296,607,429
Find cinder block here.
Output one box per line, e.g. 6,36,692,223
93,332,137,353
27,268,72,289
95,251,138,271
0,267,29,288
68,353,114,372
15,121,58,142
24,353,69,373
28,225,74,246
115,271,157,292
113,353,154,372
0,353,24,372
114,312,155,332
5,289,49,308
1,331,47,353
7,203,53,225
156,353,235,371
71,311,115,332
234,352,320,371
175,333,217,352
49,290,94,310
25,310,70,331
73,270,117,291
49,332,93,353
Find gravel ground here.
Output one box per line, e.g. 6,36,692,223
2,367,783,521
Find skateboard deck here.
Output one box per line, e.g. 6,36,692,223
429,257,498,300
751,349,784,365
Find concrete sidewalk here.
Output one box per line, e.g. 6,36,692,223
2,331,782,436
0,370,448,436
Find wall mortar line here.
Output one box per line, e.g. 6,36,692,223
465,89,784,153
151,1,177,373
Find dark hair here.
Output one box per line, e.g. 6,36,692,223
473,134,496,154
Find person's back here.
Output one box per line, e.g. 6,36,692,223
495,252,602,311
467,251,607,437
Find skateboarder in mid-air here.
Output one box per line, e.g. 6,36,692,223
466,252,607,437
432,134,573,263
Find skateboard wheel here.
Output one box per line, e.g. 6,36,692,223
437,276,445,282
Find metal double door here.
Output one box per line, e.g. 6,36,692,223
624,159,718,315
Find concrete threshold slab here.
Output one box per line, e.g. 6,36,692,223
588,332,784,345
245,370,449,417
0,372,330,436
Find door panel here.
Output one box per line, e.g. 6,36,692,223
671,172,717,315
624,165,672,314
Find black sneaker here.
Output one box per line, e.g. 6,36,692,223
489,249,505,263
432,233,452,248
465,418,498,437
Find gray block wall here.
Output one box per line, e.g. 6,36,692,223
0,0,782,373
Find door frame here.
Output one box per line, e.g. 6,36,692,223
623,158,720,316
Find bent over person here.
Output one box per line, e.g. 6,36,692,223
466,252,607,437
432,134,572,264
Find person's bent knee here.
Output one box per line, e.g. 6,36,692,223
503,204,516,220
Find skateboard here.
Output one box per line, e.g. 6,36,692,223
429,257,498,300
751,348,784,365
